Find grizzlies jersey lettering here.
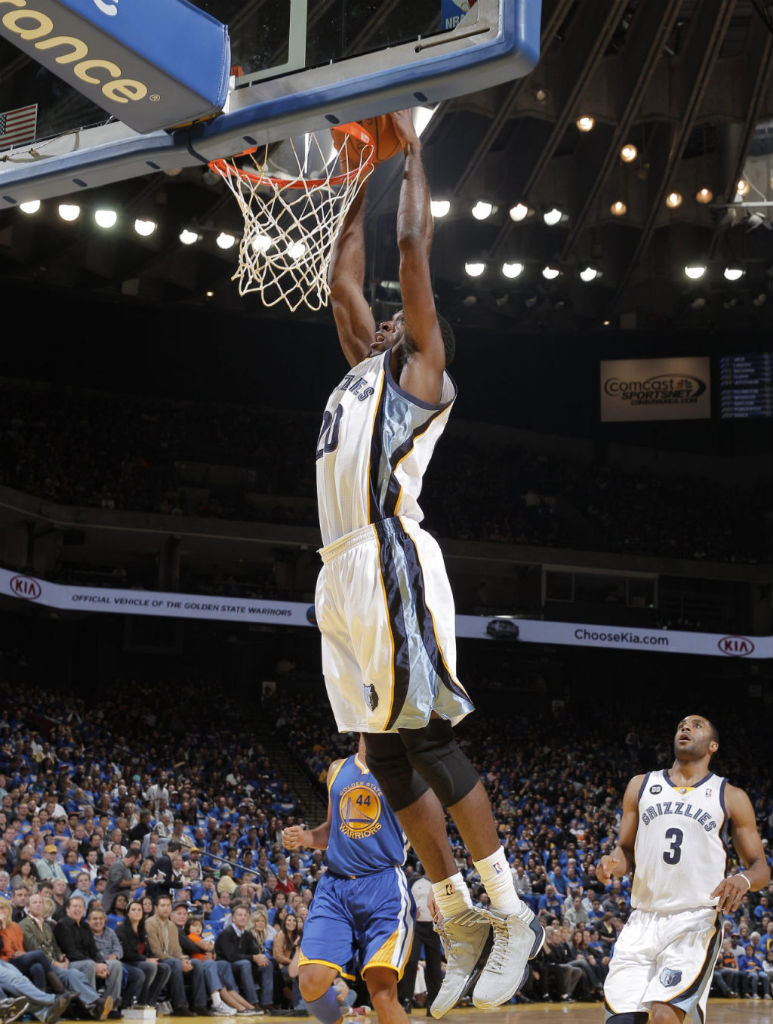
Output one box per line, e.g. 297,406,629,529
632,769,728,913
326,753,407,878
316,350,456,547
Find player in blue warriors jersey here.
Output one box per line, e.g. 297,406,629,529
281,738,414,1024
315,109,543,1017
598,714,769,1024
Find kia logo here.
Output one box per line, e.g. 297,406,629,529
9,575,42,600
717,635,755,657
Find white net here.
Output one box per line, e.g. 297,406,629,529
210,128,375,312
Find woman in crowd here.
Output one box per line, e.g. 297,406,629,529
0,897,52,991
116,900,170,1008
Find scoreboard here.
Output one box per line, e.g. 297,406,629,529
719,353,773,419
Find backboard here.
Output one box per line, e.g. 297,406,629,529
0,0,541,205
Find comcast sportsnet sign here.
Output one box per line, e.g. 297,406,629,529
601,357,711,421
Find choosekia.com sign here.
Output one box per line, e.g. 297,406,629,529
601,357,711,422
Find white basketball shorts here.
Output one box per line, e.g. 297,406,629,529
604,907,722,1023
315,515,474,733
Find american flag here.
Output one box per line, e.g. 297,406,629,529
0,104,38,151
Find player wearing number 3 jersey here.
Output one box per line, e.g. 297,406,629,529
598,714,769,1024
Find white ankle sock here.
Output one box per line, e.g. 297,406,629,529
432,872,473,917
473,849,523,915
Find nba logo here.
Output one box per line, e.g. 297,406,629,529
705,788,712,797
494,863,503,874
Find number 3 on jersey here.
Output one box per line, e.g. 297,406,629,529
663,827,683,865
316,405,344,461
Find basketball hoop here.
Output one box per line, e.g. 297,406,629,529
209,122,375,312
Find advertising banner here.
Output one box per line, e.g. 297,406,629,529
600,357,711,421
2,569,770,660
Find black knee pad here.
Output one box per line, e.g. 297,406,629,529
363,732,429,812
398,719,480,807
606,1014,648,1024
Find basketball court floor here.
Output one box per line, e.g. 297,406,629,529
85,1002,768,1024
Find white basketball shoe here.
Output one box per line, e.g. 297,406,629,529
429,906,491,1019
472,905,545,1008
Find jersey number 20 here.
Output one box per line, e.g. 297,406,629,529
316,406,344,460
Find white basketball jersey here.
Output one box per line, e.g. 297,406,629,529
632,769,728,913
316,351,456,547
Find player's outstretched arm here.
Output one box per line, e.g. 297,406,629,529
391,110,445,405
710,784,770,912
329,183,376,368
597,774,642,884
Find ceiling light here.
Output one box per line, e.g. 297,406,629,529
461,294,478,307
524,294,538,308
736,178,750,197
134,218,157,237
471,201,494,220
543,206,563,226
216,231,237,249
665,191,683,209
723,297,738,309
509,203,529,222
205,290,214,298
94,208,117,229
431,200,450,218
696,188,714,204
413,105,437,137
179,228,199,245
576,116,595,133
287,241,306,260
19,200,40,214
465,261,485,277
579,266,600,282
723,266,744,282
610,201,627,216
620,144,637,163
690,296,706,310
502,262,524,279
251,233,272,253
542,265,560,280
684,264,707,280
751,292,766,307
535,88,549,103
58,203,80,222
603,320,611,326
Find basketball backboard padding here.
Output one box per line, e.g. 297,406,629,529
0,0,230,133
0,0,541,206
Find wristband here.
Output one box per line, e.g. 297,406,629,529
737,872,752,890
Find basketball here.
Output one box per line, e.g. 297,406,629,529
331,114,403,177
360,115,403,164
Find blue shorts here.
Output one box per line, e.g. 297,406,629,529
299,866,415,980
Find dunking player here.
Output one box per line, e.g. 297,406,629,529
598,714,770,1024
282,737,413,1024
315,108,543,1017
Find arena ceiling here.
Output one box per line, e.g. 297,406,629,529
0,0,771,336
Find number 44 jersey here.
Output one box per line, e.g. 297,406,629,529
632,769,728,913
316,351,456,548
325,752,408,878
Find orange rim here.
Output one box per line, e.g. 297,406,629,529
208,121,375,189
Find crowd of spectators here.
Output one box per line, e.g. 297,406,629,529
1,379,769,565
0,673,770,1015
